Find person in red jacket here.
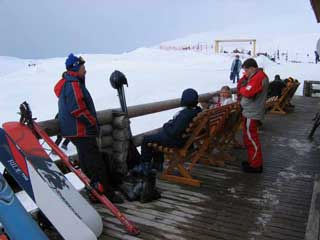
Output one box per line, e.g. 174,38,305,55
237,58,269,173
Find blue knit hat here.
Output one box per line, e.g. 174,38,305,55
65,53,85,71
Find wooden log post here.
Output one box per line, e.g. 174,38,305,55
99,124,113,136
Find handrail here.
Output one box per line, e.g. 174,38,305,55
38,88,237,146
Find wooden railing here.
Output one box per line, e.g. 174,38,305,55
38,90,233,146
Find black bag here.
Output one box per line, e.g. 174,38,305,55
229,72,235,81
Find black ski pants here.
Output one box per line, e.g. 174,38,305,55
70,137,111,192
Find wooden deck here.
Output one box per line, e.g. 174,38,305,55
95,96,320,240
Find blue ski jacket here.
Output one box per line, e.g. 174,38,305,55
231,59,242,73
54,71,98,137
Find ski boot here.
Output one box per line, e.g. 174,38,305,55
140,169,161,203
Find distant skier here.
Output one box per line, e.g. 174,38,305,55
315,51,320,64
230,55,242,83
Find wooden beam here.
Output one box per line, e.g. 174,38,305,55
37,90,228,137
215,39,256,43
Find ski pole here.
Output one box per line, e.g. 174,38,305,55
19,102,140,236
31,121,140,236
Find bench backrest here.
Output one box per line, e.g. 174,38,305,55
178,110,209,156
206,103,239,136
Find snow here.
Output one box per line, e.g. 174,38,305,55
1,35,320,136
1,31,320,213
160,31,320,62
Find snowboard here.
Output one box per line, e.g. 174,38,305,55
0,172,48,240
19,102,140,235
0,126,100,240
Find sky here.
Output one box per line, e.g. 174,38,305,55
0,0,319,59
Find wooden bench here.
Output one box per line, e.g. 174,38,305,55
201,103,241,166
147,110,209,187
265,96,279,111
270,82,299,114
287,81,300,104
147,103,241,186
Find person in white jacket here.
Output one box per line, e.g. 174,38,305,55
216,86,235,107
201,86,234,109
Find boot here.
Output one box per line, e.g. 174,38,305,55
141,162,152,176
89,181,124,204
241,162,263,173
119,182,141,202
108,192,124,204
87,181,104,204
140,170,161,203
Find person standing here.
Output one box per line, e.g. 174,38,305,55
237,58,269,173
54,53,123,203
230,55,242,83
315,51,320,64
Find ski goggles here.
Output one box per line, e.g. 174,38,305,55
70,56,86,68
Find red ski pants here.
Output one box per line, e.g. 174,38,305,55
242,117,263,168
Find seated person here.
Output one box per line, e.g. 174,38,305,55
216,86,235,107
202,85,234,109
267,74,286,98
126,88,201,203
140,88,202,173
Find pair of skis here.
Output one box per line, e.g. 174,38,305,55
18,102,140,236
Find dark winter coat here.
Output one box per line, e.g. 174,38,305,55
267,79,286,97
161,106,201,146
159,89,201,147
54,71,98,137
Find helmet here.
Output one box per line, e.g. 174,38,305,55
109,70,128,89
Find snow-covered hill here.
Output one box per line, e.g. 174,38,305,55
0,32,320,136
159,31,320,62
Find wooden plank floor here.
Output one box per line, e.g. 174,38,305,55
95,96,320,240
